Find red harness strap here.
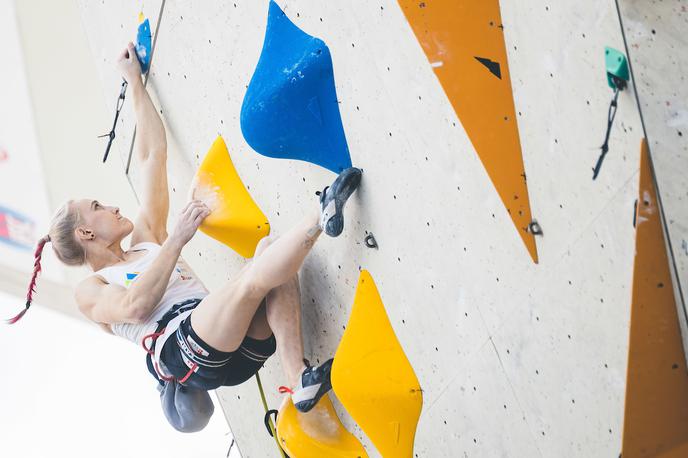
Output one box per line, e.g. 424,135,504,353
142,329,197,384
278,386,294,395
142,330,165,355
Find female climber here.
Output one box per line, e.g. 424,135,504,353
9,43,361,413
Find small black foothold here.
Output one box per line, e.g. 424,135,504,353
529,220,543,236
364,233,379,249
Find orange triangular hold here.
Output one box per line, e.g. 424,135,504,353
398,1,538,263
622,138,688,457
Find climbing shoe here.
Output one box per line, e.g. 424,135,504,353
292,358,334,413
317,167,362,237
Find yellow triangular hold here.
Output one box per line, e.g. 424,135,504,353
276,395,368,458
332,270,422,457
192,136,270,258
621,139,688,457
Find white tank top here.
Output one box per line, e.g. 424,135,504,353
90,242,209,347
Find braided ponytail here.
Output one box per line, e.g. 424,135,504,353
6,201,87,324
6,235,51,324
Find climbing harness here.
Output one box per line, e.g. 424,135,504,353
141,298,201,384
99,80,127,163
142,330,196,384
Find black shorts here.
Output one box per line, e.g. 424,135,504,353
160,314,276,391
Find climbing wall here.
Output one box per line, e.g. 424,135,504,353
617,0,688,355
622,139,688,457
75,0,684,456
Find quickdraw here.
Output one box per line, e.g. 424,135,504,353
99,80,128,163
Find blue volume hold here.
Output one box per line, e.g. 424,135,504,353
240,0,352,173
136,18,152,74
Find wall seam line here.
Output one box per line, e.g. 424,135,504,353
613,0,687,326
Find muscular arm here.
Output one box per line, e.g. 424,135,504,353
117,42,170,246
77,237,184,324
125,237,184,319
77,195,210,327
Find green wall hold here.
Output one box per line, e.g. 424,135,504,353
605,46,629,89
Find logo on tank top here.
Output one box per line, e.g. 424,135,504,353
175,265,193,281
124,272,140,287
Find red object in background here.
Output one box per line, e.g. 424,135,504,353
0,148,8,162
0,206,35,250
0,213,9,238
